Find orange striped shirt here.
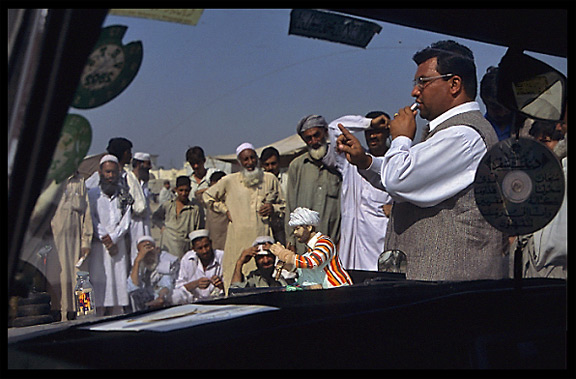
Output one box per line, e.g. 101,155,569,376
294,233,353,288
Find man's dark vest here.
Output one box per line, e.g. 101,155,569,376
385,110,509,281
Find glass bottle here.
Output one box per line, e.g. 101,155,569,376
74,271,96,318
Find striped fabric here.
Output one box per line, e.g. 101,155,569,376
295,233,353,288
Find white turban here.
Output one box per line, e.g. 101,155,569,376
288,207,320,227
136,235,155,246
99,154,119,165
236,142,255,157
133,152,150,161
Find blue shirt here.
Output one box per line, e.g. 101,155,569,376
485,113,511,141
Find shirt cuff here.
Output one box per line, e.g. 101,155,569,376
365,153,383,174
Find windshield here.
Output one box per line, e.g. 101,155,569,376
8,9,567,329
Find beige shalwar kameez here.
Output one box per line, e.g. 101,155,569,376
203,171,284,292
47,174,93,320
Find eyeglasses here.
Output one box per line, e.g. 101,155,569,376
412,74,454,89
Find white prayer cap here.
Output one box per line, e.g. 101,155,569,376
136,235,155,246
288,207,320,227
296,114,328,135
189,229,210,243
99,154,119,165
236,142,255,157
252,235,275,246
133,152,150,161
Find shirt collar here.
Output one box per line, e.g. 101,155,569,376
190,252,220,270
306,232,323,249
429,101,480,133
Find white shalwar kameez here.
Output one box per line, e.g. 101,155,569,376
324,115,393,271
126,169,152,265
171,249,224,304
87,186,132,309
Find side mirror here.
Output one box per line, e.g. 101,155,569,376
497,49,566,122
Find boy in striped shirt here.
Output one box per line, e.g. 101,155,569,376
270,207,352,288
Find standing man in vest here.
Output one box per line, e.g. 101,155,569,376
337,40,509,281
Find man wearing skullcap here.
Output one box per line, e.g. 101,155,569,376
172,229,225,303
203,142,284,293
270,207,352,289
87,154,133,316
152,176,203,259
126,235,179,312
85,137,133,190
126,152,153,265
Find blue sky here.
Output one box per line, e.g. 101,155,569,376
74,9,567,168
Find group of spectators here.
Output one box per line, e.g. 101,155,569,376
36,39,566,322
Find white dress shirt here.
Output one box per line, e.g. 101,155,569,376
361,102,488,208
171,249,224,304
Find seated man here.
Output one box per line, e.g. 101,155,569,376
230,236,296,289
171,229,225,304
270,207,353,289
127,235,179,312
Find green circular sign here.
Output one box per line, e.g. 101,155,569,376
47,114,92,183
72,25,143,109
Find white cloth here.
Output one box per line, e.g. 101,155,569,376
126,169,152,265
324,115,393,270
171,249,224,304
288,207,320,227
87,186,131,308
188,167,217,205
362,102,487,208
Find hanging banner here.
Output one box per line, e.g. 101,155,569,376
110,9,204,26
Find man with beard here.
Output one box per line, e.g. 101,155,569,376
203,143,284,292
230,236,294,290
323,111,394,271
87,155,133,316
85,137,133,190
270,207,352,289
171,229,225,304
127,235,178,312
284,115,342,254
126,152,153,265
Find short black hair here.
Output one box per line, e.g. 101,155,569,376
106,137,133,160
210,171,226,183
413,40,477,99
185,146,206,164
365,111,391,120
529,120,564,141
260,146,280,162
175,175,191,188
480,66,499,103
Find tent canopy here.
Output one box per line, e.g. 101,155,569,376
213,133,307,169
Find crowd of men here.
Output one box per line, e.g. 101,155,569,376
40,39,566,322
